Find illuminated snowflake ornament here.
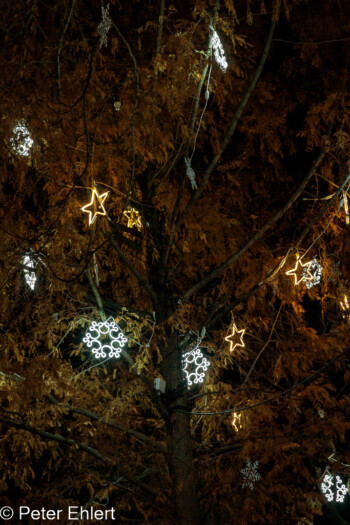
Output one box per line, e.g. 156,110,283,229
11,121,33,156
23,254,37,290
303,257,323,289
182,347,210,388
321,473,348,503
212,30,228,71
83,318,128,359
241,460,261,491
97,3,112,49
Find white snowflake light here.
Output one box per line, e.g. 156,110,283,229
212,30,228,71
321,473,348,503
82,317,128,359
241,460,261,491
98,4,112,49
11,121,33,156
23,254,37,290
303,257,323,289
182,347,210,387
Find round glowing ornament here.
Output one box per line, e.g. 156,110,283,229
82,317,128,359
182,347,210,388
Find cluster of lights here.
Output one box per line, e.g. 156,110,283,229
11,121,33,156
321,473,348,503
82,318,128,359
225,323,245,352
303,257,323,289
22,254,37,290
241,460,261,491
81,188,109,226
123,207,142,230
182,347,210,388
212,30,228,71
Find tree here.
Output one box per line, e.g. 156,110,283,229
1,0,350,523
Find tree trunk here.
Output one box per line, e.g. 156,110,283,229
161,331,200,525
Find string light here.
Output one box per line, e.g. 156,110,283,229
232,412,242,432
23,254,36,290
182,347,210,387
241,460,261,491
212,30,228,71
81,189,109,226
11,121,33,156
123,207,142,230
225,323,245,352
82,317,128,359
321,473,348,502
286,256,313,285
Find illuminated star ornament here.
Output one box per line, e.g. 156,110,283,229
82,317,128,359
81,188,109,226
212,30,228,71
123,207,142,230
225,323,245,352
182,347,210,388
321,473,348,503
286,256,313,286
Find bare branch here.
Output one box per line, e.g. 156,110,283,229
176,17,277,227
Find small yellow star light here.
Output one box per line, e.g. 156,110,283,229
232,412,242,432
285,256,313,286
123,207,142,230
225,323,245,352
81,189,109,226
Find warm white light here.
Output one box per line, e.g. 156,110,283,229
241,460,261,491
82,318,128,359
225,323,245,352
321,473,348,503
286,257,313,286
340,294,349,318
11,121,33,156
23,254,36,290
123,207,142,230
212,30,228,71
232,412,242,432
303,257,323,289
182,347,210,387
81,189,109,226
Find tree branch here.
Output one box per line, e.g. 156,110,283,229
176,17,276,227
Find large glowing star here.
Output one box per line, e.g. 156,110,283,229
81,189,109,225
82,318,128,359
123,207,142,230
286,257,313,285
225,324,245,352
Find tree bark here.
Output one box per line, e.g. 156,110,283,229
161,330,200,525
